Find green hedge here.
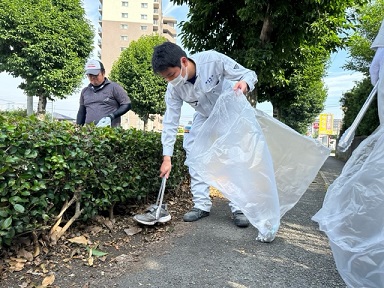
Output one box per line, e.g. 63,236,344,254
0,113,187,247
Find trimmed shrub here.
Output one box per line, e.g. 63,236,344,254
0,113,187,247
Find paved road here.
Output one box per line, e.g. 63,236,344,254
93,156,346,288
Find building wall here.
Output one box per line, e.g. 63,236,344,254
98,0,176,131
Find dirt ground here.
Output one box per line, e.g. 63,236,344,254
0,182,212,288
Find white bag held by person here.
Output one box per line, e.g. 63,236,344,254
255,107,330,217
187,90,329,242
312,125,384,288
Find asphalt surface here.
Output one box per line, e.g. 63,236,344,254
93,156,346,288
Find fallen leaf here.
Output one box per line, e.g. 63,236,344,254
87,225,103,234
18,249,34,262
103,219,114,230
124,227,142,236
99,256,107,262
70,248,81,258
68,236,88,245
34,243,41,257
40,263,48,274
113,254,135,263
41,274,55,287
86,247,108,257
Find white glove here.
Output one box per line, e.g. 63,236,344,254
96,116,112,127
369,47,384,85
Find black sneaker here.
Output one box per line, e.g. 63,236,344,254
133,204,171,225
233,211,249,228
183,208,210,222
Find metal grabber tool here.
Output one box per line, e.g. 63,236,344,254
338,81,379,152
155,177,167,220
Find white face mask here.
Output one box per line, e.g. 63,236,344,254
170,63,188,87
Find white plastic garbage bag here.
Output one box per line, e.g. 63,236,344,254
255,108,330,217
312,125,384,288
187,90,330,242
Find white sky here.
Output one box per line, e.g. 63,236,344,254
0,1,364,124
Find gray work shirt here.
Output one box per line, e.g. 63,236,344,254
80,79,130,127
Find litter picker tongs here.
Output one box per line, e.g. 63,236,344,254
338,81,379,152
155,177,167,220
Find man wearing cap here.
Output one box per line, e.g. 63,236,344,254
76,59,131,127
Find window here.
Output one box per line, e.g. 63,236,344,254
141,3,148,8
120,47,126,51
122,1,128,7
121,24,128,29
141,14,147,20
121,35,128,41
140,26,147,30
122,13,128,18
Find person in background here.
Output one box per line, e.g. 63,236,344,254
151,42,257,227
76,59,131,127
312,19,384,288
370,19,384,123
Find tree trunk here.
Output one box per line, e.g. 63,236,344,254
27,96,34,115
273,105,280,120
260,3,273,46
37,95,47,114
143,115,148,132
246,89,258,107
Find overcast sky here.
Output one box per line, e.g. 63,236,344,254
0,1,364,123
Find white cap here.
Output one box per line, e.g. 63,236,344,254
85,59,103,75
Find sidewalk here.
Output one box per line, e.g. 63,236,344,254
92,156,346,288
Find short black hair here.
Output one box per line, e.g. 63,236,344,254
151,42,187,73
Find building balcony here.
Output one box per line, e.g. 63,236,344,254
163,25,176,37
163,16,177,24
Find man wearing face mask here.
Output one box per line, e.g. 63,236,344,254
151,42,257,227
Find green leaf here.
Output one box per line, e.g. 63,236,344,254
14,204,25,213
0,210,9,218
1,217,12,230
86,246,108,257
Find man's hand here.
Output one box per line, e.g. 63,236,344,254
233,80,249,95
370,47,384,85
160,156,172,179
96,116,112,127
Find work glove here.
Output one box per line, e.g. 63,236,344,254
369,47,384,85
96,116,112,127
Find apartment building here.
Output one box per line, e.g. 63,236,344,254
98,0,177,131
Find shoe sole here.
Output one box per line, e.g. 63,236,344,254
234,222,250,228
133,215,171,226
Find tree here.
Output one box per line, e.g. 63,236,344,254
344,0,384,75
171,0,367,131
109,35,168,130
0,0,94,114
340,0,384,136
